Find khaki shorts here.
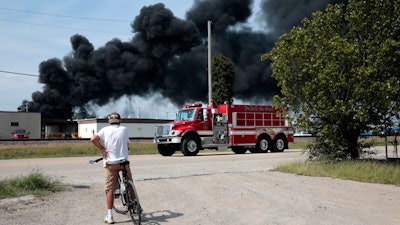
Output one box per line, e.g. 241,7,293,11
104,163,133,193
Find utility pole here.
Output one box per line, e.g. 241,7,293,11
207,20,212,106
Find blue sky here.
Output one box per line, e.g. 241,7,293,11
0,0,261,119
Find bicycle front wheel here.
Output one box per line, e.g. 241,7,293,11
126,180,142,225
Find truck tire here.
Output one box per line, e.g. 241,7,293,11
157,144,175,156
231,146,247,154
256,134,272,153
181,135,200,156
272,135,287,152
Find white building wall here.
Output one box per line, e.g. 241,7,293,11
77,119,165,138
78,120,99,138
124,123,156,138
0,112,41,139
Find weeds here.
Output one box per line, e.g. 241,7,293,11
0,170,63,199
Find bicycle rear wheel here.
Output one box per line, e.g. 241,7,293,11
126,180,142,225
113,185,129,214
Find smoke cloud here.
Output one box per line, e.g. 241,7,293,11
20,0,347,119
260,0,348,37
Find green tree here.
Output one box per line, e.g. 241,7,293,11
212,54,235,105
262,0,400,160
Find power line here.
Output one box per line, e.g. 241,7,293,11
0,18,130,35
0,6,131,22
0,70,38,77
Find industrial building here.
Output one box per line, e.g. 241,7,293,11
0,111,171,139
0,111,41,139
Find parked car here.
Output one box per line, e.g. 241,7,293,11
11,129,29,139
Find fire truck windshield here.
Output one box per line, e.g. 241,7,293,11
175,109,196,121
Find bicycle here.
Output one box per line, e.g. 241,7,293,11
89,157,142,225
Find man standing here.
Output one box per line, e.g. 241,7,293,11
91,112,132,224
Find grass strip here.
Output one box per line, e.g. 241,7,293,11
275,160,400,186
0,142,159,160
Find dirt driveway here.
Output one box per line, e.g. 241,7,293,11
1,148,399,225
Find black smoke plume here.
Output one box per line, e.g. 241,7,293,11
260,0,348,37
19,0,347,119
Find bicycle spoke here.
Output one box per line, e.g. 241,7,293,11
113,178,129,214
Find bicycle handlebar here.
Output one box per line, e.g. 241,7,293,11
89,157,103,164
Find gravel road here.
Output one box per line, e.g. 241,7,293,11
1,147,400,225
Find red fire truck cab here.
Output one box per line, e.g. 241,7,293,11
154,103,294,156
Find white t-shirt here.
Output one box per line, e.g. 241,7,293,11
97,124,130,166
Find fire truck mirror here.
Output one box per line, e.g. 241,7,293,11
197,110,203,122
203,108,209,121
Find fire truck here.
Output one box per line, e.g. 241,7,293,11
154,103,294,156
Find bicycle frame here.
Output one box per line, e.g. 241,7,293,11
89,158,142,225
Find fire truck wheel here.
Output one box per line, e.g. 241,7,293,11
272,135,287,152
231,146,247,154
181,136,200,156
157,145,175,156
256,134,272,153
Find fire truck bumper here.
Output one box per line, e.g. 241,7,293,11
154,136,182,144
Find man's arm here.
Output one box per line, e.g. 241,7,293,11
90,134,108,158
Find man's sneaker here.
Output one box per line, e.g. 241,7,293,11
103,217,114,224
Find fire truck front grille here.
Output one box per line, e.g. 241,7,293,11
156,124,172,136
